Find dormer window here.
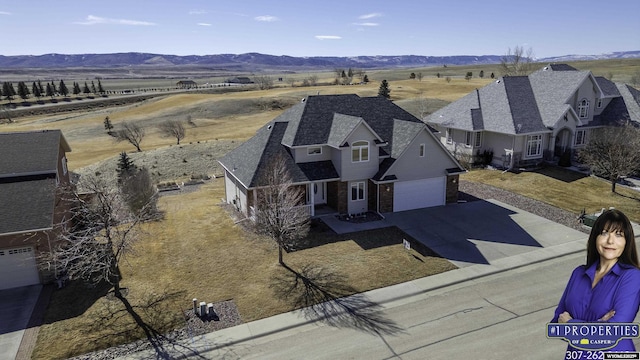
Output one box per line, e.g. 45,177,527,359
578,99,589,118
307,147,322,155
351,141,369,162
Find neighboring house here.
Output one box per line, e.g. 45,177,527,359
218,94,465,218
176,80,197,88
426,64,640,169
225,76,254,84
0,130,71,290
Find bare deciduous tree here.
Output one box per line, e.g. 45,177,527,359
255,155,310,265
158,119,186,145
578,121,640,193
254,75,275,90
49,176,150,297
120,167,160,220
113,121,145,151
500,46,535,76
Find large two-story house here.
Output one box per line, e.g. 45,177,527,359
0,130,71,290
426,64,640,169
218,94,465,218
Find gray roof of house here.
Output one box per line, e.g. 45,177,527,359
219,95,434,188
427,64,623,134
0,176,56,234
595,77,621,97
0,130,70,177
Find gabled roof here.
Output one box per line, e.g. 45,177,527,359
218,121,340,188
427,64,617,135
0,130,71,177
219,94,437,188
595,77,621,97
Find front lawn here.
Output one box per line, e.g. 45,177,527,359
462,167,640,223
33,179,456,360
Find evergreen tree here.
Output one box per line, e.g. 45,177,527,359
97,79,105,94
363,75,369,83
83,82,91,94
116,151,137,182
50,81,57,94
37,80,44,95
3,82,16,103
17,81,30,100
73,82,81,96
59,80,69,97
348,68,353,77
341,70,347,78
45,83,54,99
410,72,416,79
479,70,485,78
32,81,42,99
104,116,114,133
91,81,97,94
490,72,495,79
378,80,391,99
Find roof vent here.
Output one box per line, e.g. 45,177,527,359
267,124,272,130
496,80,501,83
301,97,306,103
543,66,549,71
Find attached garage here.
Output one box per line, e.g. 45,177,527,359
393,177,446,212
0,247,40,290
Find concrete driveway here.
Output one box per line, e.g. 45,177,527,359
322,199,588,268
0,285,42,360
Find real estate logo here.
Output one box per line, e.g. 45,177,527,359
547,323,640,351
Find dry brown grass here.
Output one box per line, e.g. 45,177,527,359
33,179,455,360
462,167,640,223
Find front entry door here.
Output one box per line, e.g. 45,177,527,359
313,182,326,205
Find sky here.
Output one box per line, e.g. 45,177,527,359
1,0,639,59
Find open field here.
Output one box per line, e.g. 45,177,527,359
2,58,638,359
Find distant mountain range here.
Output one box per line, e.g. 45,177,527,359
0,51,638,70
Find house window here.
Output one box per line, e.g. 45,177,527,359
446,129,453,144
307,147,322,155
465,132,472,147
597,98,603,108
578,99,589,118
419,144,425,157
351,141,369,162
525,134,543,157
474,132,482,147
61,156,68,175
575,129,587,146
351,182,365,201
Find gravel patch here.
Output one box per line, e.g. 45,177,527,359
68,300,242,360
459,179,589,234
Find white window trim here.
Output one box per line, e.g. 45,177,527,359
465,132,472,147
525,134,543,158
351,141,369,162
351,182,365,201
578,99,589,118
307,146,322,155
419,144,425,157
474,132,482,147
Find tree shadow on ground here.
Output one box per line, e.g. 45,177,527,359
75,289,211,360
43,280,112,323
531,166,589,183
271,264,405,336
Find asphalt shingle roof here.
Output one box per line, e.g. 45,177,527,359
219,95,428,188
0,130,70,176
0,176,56,234
426,64,632,135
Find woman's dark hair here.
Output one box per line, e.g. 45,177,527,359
586,209,638,268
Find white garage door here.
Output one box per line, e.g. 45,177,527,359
0,247,40,290
394,177,445,212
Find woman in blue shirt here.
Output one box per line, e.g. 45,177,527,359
552,209,640,357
